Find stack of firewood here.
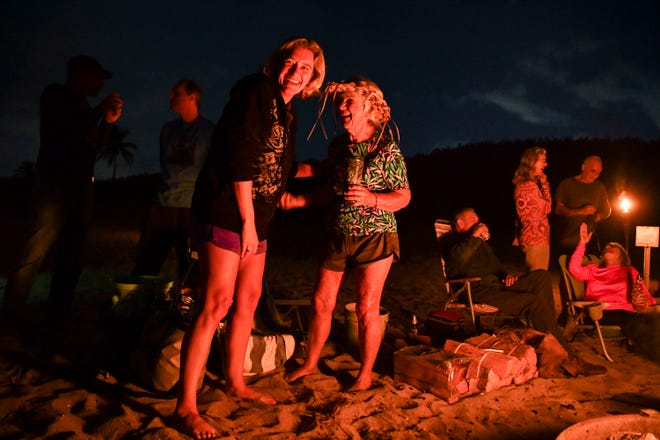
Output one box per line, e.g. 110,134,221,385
394,333,538,404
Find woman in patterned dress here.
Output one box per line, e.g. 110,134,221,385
513,147,551,271
172,37,325,440
282,77,411,391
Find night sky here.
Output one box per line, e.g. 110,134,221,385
2,1,659,179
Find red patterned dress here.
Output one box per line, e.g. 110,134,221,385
514,179,551,270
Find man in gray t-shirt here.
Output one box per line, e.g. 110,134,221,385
554,155,611,255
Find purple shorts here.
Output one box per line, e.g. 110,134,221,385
192,222,267,255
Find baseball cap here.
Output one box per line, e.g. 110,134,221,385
67,55,113,78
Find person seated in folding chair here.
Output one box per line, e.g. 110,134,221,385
569,222,657,342
440,208,606,376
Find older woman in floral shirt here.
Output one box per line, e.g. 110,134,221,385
282,77,411,391
513,147,552,271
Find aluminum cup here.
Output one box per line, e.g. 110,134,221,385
346,157,364,185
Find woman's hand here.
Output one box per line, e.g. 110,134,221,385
241,222,259,259
278,192,302,210
345,186,410,212
233,181,258,259
345,184,377,207
579,222,592,244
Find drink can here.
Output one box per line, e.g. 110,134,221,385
346,157,364,185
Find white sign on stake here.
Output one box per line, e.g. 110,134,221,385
635,226,659,248
635,226,659,289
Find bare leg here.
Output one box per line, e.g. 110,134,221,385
349,256,392,391
172,243,238,439
285,268,344,382
224,251,276,404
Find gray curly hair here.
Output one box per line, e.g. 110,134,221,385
324,77,391,128
307,76,399,143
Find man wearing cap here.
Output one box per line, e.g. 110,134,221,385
4,55,123,319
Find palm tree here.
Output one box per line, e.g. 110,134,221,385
97,126,137,179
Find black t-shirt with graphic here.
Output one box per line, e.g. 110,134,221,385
192,73,298,240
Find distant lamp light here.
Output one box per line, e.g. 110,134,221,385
618,192,633,252
619,196,632,214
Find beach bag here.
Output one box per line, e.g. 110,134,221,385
129,309,204,395
244,333,296,375
213,330,296,377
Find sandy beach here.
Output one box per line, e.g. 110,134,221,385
2,200,660,440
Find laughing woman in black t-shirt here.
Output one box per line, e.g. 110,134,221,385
173,37,325,439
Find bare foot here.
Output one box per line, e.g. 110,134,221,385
226,384,277,405
347,375,372,392
284,365,319,383
169,412,219,440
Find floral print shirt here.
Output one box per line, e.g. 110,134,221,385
327,134,409,236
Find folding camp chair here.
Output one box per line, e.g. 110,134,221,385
167,249,304,329
558,254,623,362
168,250,200,320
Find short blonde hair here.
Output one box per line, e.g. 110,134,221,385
263,36,326,99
